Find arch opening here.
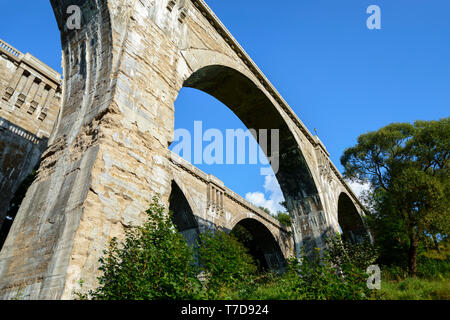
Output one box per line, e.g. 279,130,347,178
231,218,286,271
174,64,326,257
337,193,367,244
168,181,200,247
180,65,320,198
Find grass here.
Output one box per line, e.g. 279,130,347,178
377,243,450,300
379,277,450,300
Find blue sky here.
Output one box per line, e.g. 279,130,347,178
1,0,449,213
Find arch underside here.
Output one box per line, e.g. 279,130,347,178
231,218,286,271
183,64,328,256
338,193,367,244
169,181,200,247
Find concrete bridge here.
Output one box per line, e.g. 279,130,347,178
0,0,369,299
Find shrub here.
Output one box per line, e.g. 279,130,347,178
416,255,450,280
245,243,381,300
197,230,259,299
87,197,202,300
288,248,378,300
81,201,385,301
326,233,379,271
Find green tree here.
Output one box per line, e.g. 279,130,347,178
341,118,449,276
275,212,292,227
259,203,292,227
259,206,271,215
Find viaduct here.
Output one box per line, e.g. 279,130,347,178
0,0,369,299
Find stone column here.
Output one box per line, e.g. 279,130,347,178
15,74,35,108
29,81,46,115
2,66,24,102
38,87,55,121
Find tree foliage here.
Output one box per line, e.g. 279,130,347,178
341,118,449,275
270,239,379,300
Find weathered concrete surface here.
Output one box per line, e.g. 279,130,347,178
0,39,61,230
0,0,369,300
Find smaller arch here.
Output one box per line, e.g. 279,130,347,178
231,218,286,271
337,193,367,244
168,181,199,247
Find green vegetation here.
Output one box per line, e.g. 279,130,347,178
78,194,449,300
376,241,449,300
78,197,381,300
78,197,261,300
196,229,259,299
274,212,292,227
84,197,201,300
341,118,449,299
379,277,449,300
341,118,449,277
259,204,292,227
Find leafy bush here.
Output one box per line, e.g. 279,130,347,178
275,212,292,227
197,230,258,299
289,248,378,300
78,200,394,301
79,197,260,300
381,245,450,281
237,236,381,300
326,233,379,271
87,197,202,300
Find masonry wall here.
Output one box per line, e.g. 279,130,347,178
0,40,61,229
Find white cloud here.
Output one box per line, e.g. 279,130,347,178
346,179,372,200
245,174,286,215
245,176,372,215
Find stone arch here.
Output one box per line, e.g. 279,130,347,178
0,0,364,299
168,180,199,247
337,192,367,244
230,218,286,271
176,63,326,257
